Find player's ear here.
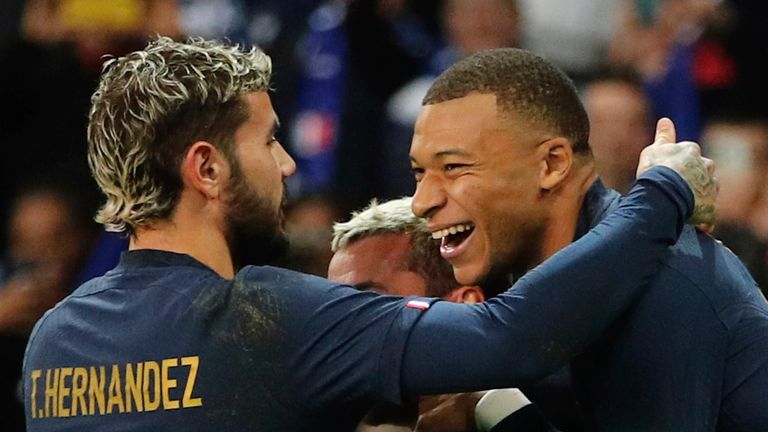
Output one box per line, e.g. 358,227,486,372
538,137,574,191
445,286,486,304
181,141,228,200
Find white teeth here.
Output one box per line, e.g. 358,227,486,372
431,223,474,239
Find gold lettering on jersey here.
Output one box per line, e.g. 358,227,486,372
107,364,125,414
143,361,161,411
28,356,203,420
30,370,41,419
71,368,88,416
88,366,106,415
161,358,180,410
181,356,202,408
45,368,59,417
124,362,143,412
58,367,73,417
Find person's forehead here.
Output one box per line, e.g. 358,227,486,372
411,93,539,161
411,94,501,157
329,233,430,295
330,234,409,276
345,233,412,263
241,91,277,126
415,93,501,133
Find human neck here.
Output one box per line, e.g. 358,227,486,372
535,161,598,266
130,202,235,279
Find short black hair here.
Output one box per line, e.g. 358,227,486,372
423,48,591,154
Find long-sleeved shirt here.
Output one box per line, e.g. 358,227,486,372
23,168,692,431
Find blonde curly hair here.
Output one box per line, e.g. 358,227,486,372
87,36,272,234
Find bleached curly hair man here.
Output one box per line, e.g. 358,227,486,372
87,36,272,234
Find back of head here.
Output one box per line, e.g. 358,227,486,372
87,36,272,235
331,197,460,298
423,48,591,154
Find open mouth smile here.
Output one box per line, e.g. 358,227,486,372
431,223,475,258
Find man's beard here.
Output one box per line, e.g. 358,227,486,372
224,165,289,270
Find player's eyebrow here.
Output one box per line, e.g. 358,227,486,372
410,148,474,164
433,148,473,158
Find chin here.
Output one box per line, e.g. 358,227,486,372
476,258,521,297
453,264,486,287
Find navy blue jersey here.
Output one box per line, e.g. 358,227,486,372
23,168,692,431
497,183,768,432
567,181,768,431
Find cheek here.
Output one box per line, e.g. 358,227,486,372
483,192,538,251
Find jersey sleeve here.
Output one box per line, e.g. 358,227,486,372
240,266,440,417
401,166,693,394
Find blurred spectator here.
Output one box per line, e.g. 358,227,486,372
0,0,182,254
517,0,621,80
714,222,768,296
702,117,768,226
0,48,94,255
751,188,768,244
312,0,443,207
608,0,724,141
609,0,721,82
284,0,441,204
0,176,102,335
279,194,342,276
583,69,654,194
345,0,442,106
608,0,768,140
22,0,181,71
0,176,100,432
177,0,317,47
287,0,350,197
177,0,252,43
702,116,768,291
690,1,768,121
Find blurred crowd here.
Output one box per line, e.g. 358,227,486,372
0,0,766,430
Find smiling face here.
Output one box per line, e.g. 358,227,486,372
410,93,550,286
